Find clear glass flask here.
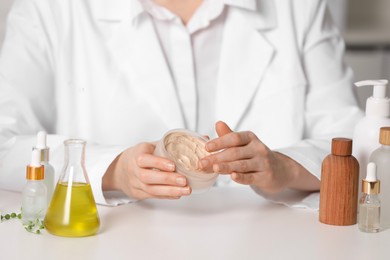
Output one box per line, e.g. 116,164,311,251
44,139,100,237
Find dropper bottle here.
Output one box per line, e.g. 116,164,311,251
21,149,47,226
358,162,381,233
33,131,55,203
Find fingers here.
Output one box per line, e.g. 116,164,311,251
135,153,192,199
137,153,176,172
212,158,259,174
206,130,256,153
142,185,192,199
117,143,194,201
130,186,188,200
138,168,187,186
215,121,233,137
210,145,270,173
200,136,266,172
231,172,256,185
201,147,253,166
133,169,192,199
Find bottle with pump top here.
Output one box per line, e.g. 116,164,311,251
352,80,390,196
44,139,100,237
33,131,55,203
369,127,390,229
358,162,381,233
319,138,359,226
22,149,47,225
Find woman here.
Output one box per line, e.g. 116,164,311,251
0,0,362,206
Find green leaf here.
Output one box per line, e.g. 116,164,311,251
2,211,43,235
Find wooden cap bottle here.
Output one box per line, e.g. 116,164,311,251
319,138,359,225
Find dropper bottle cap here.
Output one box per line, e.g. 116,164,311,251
355,79,390,117
33,131,50,162
26,149,45,180
362,162,380,194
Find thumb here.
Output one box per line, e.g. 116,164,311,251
215,121,233,137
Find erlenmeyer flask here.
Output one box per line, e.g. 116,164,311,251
44,139,100,237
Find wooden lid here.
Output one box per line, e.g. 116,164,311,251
379,127,390,145
331,138,352,156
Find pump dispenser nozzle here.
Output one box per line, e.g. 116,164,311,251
355,79,390,117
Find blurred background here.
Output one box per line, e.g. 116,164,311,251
1,0,389,110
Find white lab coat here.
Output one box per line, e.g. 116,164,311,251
0,0,362,206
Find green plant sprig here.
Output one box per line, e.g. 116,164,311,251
23,219,45,234
0,212,21,221
1,211,44,234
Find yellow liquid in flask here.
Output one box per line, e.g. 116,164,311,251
44,182,100,237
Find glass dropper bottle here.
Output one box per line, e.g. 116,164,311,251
358,162,381,233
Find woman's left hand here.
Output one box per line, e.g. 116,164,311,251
198,121,319,193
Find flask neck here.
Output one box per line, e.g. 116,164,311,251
64,140,86,165
60,139,89,184
65,146,85,165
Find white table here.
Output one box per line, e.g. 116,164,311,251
0,186,389,260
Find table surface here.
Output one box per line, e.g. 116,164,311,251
0,186,389,260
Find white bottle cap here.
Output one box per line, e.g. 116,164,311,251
36,131,48,149
34,131,50,162
365,162,377,182
355,79,390,117
31,149,41,167
362,162,380,194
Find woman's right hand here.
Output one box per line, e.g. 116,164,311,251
102,142,192,200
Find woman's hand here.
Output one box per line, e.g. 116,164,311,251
103,142,191,200
199,121,320,194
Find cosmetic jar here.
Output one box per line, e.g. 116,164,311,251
154,129,218,193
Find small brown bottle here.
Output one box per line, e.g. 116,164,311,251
319,138,359,225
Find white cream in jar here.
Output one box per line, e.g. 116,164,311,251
154,129,218,193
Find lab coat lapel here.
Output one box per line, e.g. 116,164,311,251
91,0,186,128
216,4,275,130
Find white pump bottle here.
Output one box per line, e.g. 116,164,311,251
352,79,390,196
